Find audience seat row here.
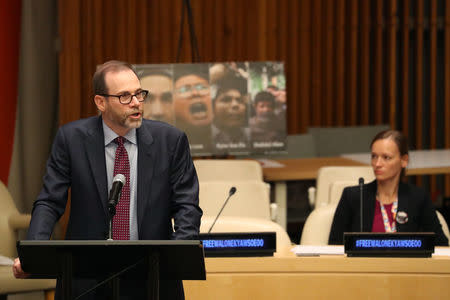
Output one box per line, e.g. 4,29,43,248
0,180,55,299
194,159,292,253
300,167,450,246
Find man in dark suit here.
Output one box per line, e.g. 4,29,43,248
13,60,202,299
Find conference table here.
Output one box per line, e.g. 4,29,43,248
261,149,450,229
184,247,450,300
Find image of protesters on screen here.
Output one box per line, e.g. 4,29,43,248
266,84,286,119
248,62,286,151
250,91,286,148
211,72,250,152
173,64,213,153
210,62,249,84
138,66,175,125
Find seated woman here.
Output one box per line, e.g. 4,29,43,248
329,130,449,246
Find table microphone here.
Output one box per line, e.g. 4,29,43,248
359,177,364,232
108,174,126,216
207,187,237,234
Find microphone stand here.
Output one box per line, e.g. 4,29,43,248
106,175,124,241
208,188,236,234
107,206,116,241
359,178,364,232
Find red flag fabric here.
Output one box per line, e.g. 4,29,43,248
0,0,21,184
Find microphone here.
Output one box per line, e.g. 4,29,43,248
359,177,364,232
108,174,126,215
207,187,237,234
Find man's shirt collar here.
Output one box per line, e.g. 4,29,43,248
102,120,137,146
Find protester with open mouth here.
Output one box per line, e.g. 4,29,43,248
173,64,213,153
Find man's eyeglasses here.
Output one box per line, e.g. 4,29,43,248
99,90,149,104
175,84,209,98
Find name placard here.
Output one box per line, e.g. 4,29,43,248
199,232,276,257
344,232,435,257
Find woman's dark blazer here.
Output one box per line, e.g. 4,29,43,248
328,180,449,246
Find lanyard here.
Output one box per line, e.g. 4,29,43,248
379,198,398,232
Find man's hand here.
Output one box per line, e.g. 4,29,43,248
12,257,30,279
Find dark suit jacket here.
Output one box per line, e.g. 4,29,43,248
328,180,448,246
27,116,202,299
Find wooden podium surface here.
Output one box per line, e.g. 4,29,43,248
184,248,450,300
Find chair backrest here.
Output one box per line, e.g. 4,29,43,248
300,205,337,245
0,181,57,297
315,166,375,208
201,216,292,253
436,210,450,246
199,181,271,220
308,124,390,157
0,180,21,257
329,180,359,205
194,159,263,182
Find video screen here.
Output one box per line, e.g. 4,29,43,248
135,61,286,156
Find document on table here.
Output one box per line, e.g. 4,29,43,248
291,245,345,256
0,255,14,266
292,245,450,257
256,159,285,168
433,247,450,257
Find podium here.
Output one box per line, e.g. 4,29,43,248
17,240,206,300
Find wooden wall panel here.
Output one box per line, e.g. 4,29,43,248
58,0,81,124
265,0,277,60
297,0,311,133
278,0,288,62
359,0,370,125
401,0,410,136
348,0,358,125
387,0,397,129
311,0,322,126
148,1,159,62
136,1,149,62
80,0,95,118
236,1,246,60
416,0,424,150
415,0,424,188
373,0,384,124
430,0,437,149
430,0,437,194
213,1,225,61
445,0,450,196
58,0,450,195
323,0,335,126
335,0,345,126
287,0,300,133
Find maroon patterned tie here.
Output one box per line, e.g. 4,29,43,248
112,136,130,240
